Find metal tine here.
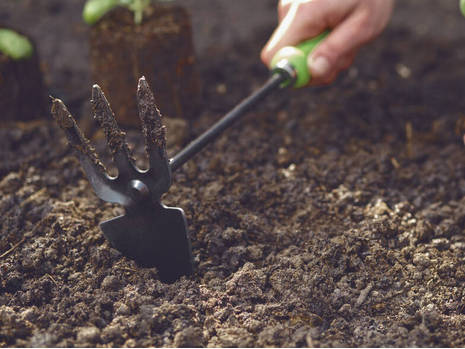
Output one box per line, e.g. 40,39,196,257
51,98,122,203
137,77,171,197
91,85,137,177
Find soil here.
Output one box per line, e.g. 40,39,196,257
1,0,465,347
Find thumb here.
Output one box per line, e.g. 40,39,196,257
261,1,328,67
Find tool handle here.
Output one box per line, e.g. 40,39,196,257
170,73,286,172
170,32,329,171
270,31,329,88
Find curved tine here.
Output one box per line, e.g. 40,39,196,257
137,77,171,197
91,85,137,176
51,98,131,206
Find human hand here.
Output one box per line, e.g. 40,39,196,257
261,0,396,86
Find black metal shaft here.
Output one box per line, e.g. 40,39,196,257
170,73,286,172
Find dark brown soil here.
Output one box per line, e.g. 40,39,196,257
2,0,465,347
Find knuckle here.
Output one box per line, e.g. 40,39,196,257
353,11,377,42
278,0,292,19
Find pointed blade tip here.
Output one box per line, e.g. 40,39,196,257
51,98,74,129
137,76,151,96
91,84,104,100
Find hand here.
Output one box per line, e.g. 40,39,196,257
261,0,396,86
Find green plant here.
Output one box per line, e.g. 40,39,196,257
0,29,33,61
461,0,465,17
83,0,174,26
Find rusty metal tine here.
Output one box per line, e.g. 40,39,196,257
51,98,130,205
137,77,171,197
91,85,136,175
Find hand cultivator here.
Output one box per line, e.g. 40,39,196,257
52,33,327,283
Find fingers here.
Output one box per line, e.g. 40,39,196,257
308,49,357,86
261,0,335,66
307,10,371,85
308,1,392,84
261,0,396,87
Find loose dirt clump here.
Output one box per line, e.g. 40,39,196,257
1,0,465,347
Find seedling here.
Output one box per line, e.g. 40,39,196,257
83,0,175,25
0,29,33,61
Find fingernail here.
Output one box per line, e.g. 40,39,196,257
308,56,330,77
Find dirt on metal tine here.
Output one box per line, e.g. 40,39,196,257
137,78,166,154
136,77,171,195
51,98,112,191
91,84,136,174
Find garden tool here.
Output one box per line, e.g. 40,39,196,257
51,32,328,283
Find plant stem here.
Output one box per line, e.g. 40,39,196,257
134,0,143,24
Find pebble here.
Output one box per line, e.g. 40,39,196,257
412,253,431,268
101,275,122,291
115,303,130,316
76,326,100,344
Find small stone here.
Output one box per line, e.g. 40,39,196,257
338,304,352,319
102,324,122,342
246,245,263,260
0,172,22,194
173,326,206,348
412,253,430,268
431,238,450,251
396,63,412,78
20,308,37,322
44,247,58,261
29,331,55,348
367,200,391,217
216,83,227,94
221,227,244,243
217,327,254,347
277,147,292,167
76,326,100,344
68,272,82,283
101,275,122,291
115,303,130,316
414,220,434,243
124,338,138,348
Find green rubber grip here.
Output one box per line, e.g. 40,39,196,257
270,31,329,88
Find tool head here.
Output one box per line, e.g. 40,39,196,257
51,77,193,283
100,204,192,283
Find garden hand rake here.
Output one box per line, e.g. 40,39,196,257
52,78,192,284
52,32,327,283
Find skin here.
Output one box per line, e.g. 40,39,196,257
261,0,396,86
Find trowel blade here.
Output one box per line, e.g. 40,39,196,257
100,204,193,283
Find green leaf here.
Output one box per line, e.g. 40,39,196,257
0,29,34,61
83,0,119,25
461,0,465,18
